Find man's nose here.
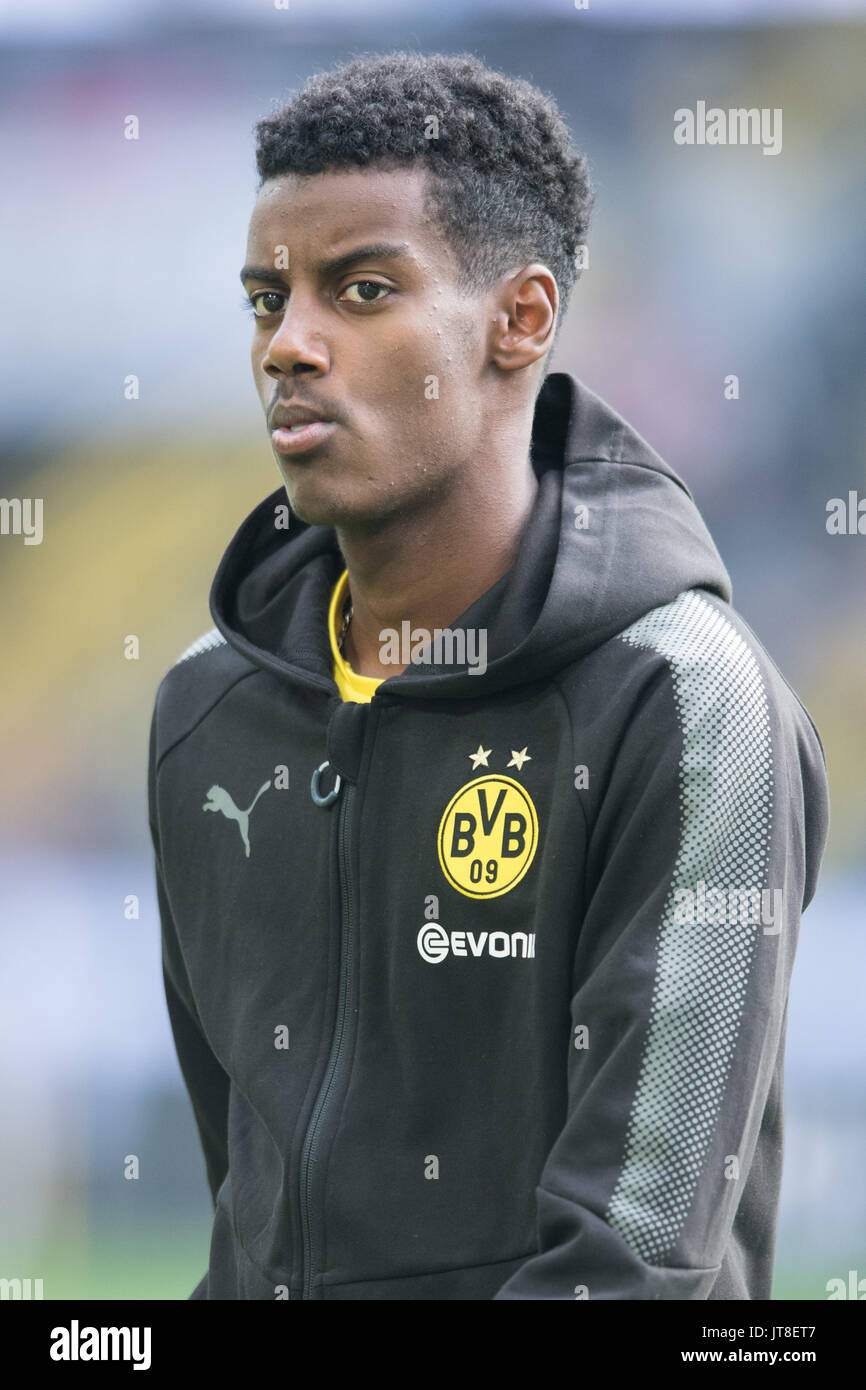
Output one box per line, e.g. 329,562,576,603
262,293,329,378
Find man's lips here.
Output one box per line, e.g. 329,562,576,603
269,404,338,457
271,420,337,456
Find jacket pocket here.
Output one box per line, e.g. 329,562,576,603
206,1166,294,1299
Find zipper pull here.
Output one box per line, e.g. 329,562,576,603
310,760,343,807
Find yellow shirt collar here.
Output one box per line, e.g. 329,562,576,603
328,568,382,704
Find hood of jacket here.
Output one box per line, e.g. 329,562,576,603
209,371,732,700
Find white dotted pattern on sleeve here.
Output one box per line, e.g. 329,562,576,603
605,589,774,1264
173,626,227,666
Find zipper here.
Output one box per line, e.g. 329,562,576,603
299,773,356,1299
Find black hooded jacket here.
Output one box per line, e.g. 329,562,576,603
148,372,829,1299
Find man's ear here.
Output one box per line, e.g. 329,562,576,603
488,263,558,373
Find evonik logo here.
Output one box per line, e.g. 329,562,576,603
417,921,536,964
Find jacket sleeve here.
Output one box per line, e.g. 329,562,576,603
149,698,231,1214
493,627,830,1300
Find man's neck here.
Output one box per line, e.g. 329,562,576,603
338,455,538,681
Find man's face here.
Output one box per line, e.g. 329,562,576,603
241,165,495,529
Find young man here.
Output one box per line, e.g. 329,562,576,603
148,52,829,1300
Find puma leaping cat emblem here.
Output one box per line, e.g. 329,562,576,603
202,780,271,858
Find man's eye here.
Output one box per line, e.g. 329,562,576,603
247,291,285,318
339,281,390,304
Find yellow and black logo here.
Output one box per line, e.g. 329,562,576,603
437,775,539,900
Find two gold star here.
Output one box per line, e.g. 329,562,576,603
468,744,531,772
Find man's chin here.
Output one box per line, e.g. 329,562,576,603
279,476,342,527
285,492,384,532
282,481,406,532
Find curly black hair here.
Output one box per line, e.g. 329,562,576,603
254,52,593,329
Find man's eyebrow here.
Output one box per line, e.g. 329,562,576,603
239,242,411,286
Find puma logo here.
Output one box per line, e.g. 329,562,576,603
202,780,271,858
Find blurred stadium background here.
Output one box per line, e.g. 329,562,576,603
1,0,864,1299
